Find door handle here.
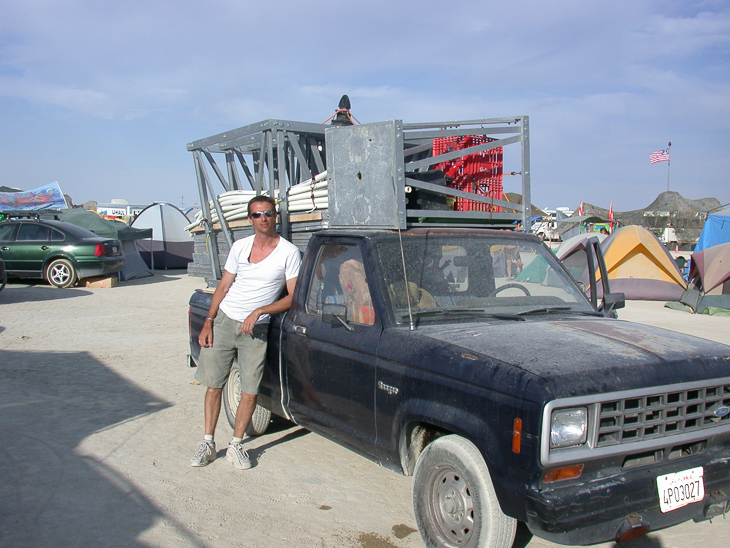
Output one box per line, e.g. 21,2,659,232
41,246,50,250
1,246,8,251
293,325,307,335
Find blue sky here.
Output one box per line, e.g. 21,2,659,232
1,0,728,213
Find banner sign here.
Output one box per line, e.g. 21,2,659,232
0,181,67,211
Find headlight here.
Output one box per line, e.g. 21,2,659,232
550,408,588,448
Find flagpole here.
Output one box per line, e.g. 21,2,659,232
666,141,672,192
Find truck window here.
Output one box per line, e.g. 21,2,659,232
376,234,594,323
305,244,375,325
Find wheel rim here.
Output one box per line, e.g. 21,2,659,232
427,464,476,545
50,263,71,285
227,369,242,409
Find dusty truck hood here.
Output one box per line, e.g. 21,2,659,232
412,317,730,398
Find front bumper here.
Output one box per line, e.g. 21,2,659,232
525,448,730,545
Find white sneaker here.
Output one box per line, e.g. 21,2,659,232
226,442,252,470
190,440,216,467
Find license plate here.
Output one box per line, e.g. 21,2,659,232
656,466,704,513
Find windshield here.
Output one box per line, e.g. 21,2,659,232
375,233,595,324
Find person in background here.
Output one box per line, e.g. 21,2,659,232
190,195,301,469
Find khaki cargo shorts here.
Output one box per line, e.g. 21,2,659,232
195,311,268,394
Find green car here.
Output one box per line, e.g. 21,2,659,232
0,219,124,288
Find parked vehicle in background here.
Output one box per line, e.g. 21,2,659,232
0,218,124,288
0,251,6,291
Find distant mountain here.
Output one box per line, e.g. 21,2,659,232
622,191,720,218
573,191,721,244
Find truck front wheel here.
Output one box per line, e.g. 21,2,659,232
222,364,272,436
412,435,516,548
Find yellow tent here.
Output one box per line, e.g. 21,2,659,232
600,226,686,300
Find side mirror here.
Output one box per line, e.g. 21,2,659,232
322,303,353,331
603,292,625,315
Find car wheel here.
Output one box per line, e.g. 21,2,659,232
45,258,77,288
413,435,516,548
222,365,272,436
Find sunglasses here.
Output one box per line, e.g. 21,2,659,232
249,210,275,219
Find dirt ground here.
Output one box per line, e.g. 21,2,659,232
1,272,729,548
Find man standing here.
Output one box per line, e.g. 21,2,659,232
190,196,301,469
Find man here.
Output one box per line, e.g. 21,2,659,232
190,196,301,469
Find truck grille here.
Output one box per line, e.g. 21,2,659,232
596,382,730,447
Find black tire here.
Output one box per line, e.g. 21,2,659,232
222,365,272,436
413,435,516,548
45,258,77,288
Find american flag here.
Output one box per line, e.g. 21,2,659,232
650,149,670,164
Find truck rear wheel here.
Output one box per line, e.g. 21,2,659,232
412,435,516,548
222,364,272,436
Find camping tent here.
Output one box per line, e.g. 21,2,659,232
58,208,154,281
183,206,201,223
599,226,686,301
694,213,730,252
131,202,194,269
684,243,730,313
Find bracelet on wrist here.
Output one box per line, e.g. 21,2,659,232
205,317,214,322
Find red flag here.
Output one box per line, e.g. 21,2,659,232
578,201,584,216
608,201,614,221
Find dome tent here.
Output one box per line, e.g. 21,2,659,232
668,243,730,314
599,226,686,301
131,202,193,269
694,212,730,253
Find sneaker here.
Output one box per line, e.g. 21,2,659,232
226,442,252,470
190,440,216,467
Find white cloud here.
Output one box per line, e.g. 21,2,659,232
0,0,727,208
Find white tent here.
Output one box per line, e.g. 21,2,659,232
131,203,194,269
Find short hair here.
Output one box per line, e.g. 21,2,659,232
247,195,277,216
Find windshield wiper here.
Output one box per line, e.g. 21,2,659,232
410,307,486,317
516,306,573,316
401,308,524,321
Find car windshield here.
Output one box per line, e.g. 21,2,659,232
375,233,595,324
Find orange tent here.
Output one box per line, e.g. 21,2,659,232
599,226,686,300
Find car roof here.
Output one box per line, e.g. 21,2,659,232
2,218,109,240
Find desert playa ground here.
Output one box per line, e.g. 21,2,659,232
1,272,729,548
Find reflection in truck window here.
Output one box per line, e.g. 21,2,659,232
305,244,375,325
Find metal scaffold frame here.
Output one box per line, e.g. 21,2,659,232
186,115,531,280
400,116,530,228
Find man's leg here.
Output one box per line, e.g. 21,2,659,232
232,392,258,438
226,324,268,470
192,313,237,467
205,387,223,436
190,387,224,467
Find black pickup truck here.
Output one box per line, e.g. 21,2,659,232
189,227,730,548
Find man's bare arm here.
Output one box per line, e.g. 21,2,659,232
240,276,298,335
198,270,236,347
